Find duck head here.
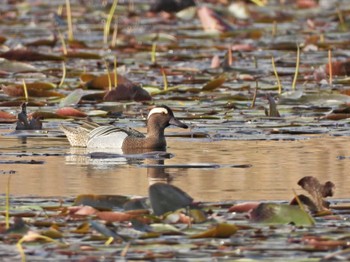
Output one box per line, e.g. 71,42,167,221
147,105,188,130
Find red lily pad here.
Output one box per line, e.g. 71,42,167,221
56,107,87,118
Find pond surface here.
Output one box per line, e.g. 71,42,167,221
2,130,350,202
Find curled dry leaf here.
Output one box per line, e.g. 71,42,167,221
72,206,99,216
295,176,335,212
211,55,220,69
228,202,260,213
197,6,233,33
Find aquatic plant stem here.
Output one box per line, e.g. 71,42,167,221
250,0,265,6
17,233,58,262
65,0,74,41
121,242,131,257
272,21,277,37
328,49,333,86
337,8,347,32
161,68,168,91
58,30,68,55
228,45,232,66
5,175,11,229
251,56,258,108
58,62,66,88
271,57,282,94
104,0,118,45
151,42,157,64
105,236,114,246
104,60,112,91
111,24,118,48
292,44,300,91
114,56,118,87
22,80,29,102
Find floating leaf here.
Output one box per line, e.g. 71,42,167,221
64,52,101,59
56,107,87,118
202,75,226,91
96,211,136,222
103,84,152,102
0,111,16,120
249,203,314,226
3,83,63,98
84,73,134,90
59,88,85,107
136,33,177,43
189,223,237,238
150,223,181,233
0,49,63,61
74,194,130,211
0,58,36,72
149,183,193,216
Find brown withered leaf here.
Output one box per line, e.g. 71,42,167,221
25,38,57,47
64,52,100,60
84,73,135,90
320,113,350,120
0,49,63,61
0,36,6,44
2,83,64,98
326,60,350,76
103,84,152,102
0,100,46,107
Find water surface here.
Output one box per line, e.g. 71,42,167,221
1,132,350,202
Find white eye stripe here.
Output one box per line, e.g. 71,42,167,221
147,107,168,119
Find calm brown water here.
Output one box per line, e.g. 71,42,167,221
1,132,350,202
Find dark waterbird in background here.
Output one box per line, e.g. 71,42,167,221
16,103,42,130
